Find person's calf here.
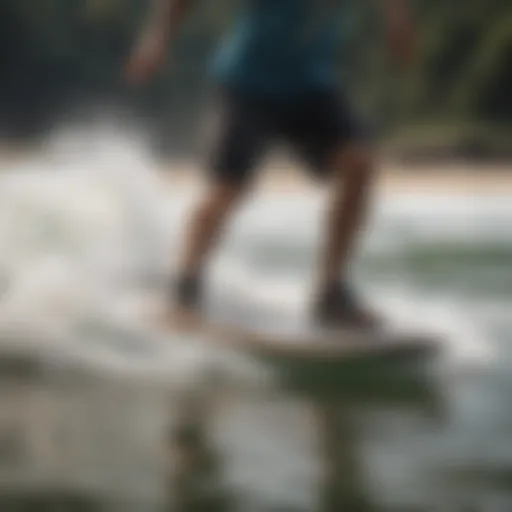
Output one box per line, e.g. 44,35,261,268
319,142,376,289
174,182,246,313
314,143,379,329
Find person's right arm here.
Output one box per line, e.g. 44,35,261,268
379,0,416,69
125,0,194,85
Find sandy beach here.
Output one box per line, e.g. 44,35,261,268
1,146,511,195
164,159,512,195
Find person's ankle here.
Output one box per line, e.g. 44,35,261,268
174,272,203,308
318,277,351,296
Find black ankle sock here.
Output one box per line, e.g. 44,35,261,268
174,274,202,308
319,280,354,304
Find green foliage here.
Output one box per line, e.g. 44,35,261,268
348,0,512,128
0,0,510,149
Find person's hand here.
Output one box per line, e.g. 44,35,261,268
387,15,416,70
125,30,169,86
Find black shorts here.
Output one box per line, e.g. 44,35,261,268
204,87,368,185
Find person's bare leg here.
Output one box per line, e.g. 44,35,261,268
179,182,245,277
314,142,379,327
319,142,374,287
172,182,245,322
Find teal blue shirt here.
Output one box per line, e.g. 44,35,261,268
212,0,350,98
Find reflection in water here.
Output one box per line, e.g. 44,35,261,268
309,358,443,512
167,391,234,512
2,336,511,511
315,400,371,511
167,351,444,512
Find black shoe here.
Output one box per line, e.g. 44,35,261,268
312,281,380,330
166,274,205,329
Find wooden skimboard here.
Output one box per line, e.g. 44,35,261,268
151,301,440,365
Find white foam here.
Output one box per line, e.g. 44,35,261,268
0,127,507,387
0,129,271,396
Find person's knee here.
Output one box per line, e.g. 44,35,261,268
332,142,375,183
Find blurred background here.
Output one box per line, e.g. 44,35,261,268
0,1,512,512
0,0,510,159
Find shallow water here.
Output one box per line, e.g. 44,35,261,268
0,131,511,511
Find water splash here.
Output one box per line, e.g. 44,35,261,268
0,128,272,395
